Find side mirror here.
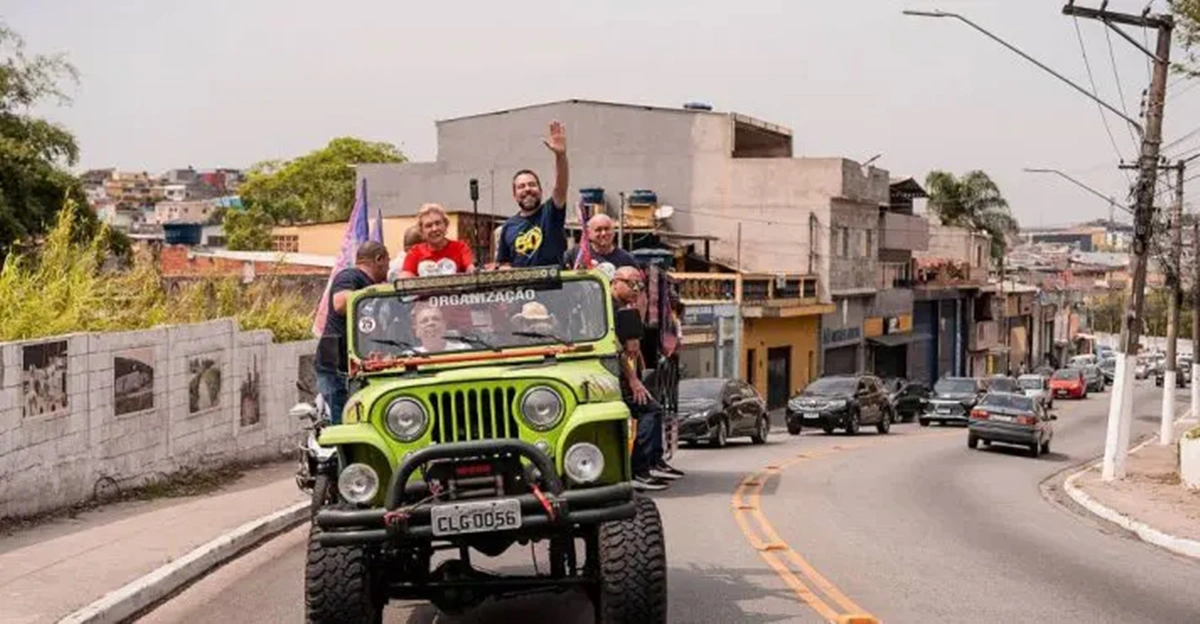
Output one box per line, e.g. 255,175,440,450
290,402,317,419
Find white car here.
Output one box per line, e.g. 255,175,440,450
1017,374,1053,410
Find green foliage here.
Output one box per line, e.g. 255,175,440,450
223,205,275,251
0,202,314,343
238,137,405,225
1174,0,1200,77
925,170,1020,261
0,25,101,262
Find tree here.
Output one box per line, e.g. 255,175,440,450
925,170,1020,261
1174,0,1200,77
223,205,275,250
238,137,405,225
0,25,112,261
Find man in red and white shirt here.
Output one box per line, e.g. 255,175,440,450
400,203,475,277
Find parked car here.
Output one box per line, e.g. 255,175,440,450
1099,358,1116,385
983,375,1020,394
920,376,986,427
677,377,770,447
882,378,931,423
1135,358,1152,380
1069,354,1097,368
1082,365,1106,392
968,392,1056,457
1017,374,1053,410
1154,362,1193,388
1050,368,1088,399
785,374,893,435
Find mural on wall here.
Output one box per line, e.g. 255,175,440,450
114,347,155,416
297,354,316,405
188,353,223,414
22,340,69,418
239,354,262,427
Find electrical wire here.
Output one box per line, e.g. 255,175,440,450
1103,25,1140,148
1073,17,1134,182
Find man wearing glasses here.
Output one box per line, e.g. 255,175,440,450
611,266,685,490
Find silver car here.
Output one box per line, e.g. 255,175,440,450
1017,374,1053,410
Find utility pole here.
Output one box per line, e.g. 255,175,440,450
1064,2,1174,481
1162,161,1184,444
1193,218,1199,416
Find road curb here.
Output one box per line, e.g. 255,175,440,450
58,500,311,624
1062,440,1200,562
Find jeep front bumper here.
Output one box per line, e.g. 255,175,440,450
314,439,635,547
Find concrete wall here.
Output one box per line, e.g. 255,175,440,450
881,212,929,252
0,319,316,520
921,222,990,270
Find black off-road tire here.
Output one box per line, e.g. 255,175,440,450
305,526,384,624
596,495,668,624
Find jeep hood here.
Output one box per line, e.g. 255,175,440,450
351,359,621,406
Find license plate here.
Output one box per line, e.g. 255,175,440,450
1055,390,1066,396
991,414,1015,422
937,407,951,414
804,412,818,419
430,499,522,536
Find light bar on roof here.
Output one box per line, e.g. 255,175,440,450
382,266,563,295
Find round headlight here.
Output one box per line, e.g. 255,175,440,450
520,387,564,431
564,443,605,484
385,398,429,442
338,463,379,504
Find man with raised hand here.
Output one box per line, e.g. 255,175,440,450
496,120,569,268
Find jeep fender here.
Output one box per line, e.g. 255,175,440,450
317,423,398,466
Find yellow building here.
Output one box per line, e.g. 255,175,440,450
271,212,499,258
677,272,832,409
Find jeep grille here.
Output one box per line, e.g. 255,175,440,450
428,387,521,443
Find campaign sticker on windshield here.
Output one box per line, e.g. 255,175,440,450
428,289,536,307
358,317,377,334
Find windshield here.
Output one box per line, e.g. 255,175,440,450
679,379,726,401
804,377,857,395
987,378,1018,393
1017,377,1043,390
352,278,608,359
934,378,977,394
979,393,1035,411
1053,369,1080,380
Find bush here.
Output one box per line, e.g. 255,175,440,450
0,203,315,342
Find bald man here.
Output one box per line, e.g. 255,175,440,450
563,213,638,276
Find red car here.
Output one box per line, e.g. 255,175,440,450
1050,368,1087,400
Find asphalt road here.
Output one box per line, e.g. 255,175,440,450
138,381,1200,623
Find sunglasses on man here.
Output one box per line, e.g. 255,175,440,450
614,277,644,291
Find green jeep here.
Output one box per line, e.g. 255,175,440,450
307,266,668,623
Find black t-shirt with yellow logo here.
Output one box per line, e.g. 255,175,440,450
497,199,566,267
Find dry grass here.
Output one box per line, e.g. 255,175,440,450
0,202,313,343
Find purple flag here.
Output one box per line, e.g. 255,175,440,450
368,179,384,243
311,178,371,337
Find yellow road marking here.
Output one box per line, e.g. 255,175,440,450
730,429,960,622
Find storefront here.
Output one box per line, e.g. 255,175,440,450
821,295,869,376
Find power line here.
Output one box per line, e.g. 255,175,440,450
1167,79,1200,101
1073,16,1134,181
1103,25,1140,148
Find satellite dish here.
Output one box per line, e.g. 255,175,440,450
655,204,675,220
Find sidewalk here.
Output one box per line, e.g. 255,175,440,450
1067,418,1200,558
0,461,308,624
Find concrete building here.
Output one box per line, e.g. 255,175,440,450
152,200,218,225
359,98,894,393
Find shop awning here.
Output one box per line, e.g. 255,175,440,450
867,331,933,347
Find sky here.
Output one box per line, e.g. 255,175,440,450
5,0,1200,229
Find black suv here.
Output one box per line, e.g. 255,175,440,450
920,376,986,427
786,374,893,435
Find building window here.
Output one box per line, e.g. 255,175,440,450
866,230,874,258
746,348,756,386
841,227,850,257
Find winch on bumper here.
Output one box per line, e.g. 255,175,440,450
313,439,636,547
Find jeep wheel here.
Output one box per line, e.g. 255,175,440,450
750,416,769,445
305,526,384,624
596,496,668,623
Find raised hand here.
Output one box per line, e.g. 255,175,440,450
543,120,566,154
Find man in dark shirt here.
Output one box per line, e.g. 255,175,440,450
563,213,638,277
315,241,389,424
496,120,569,268
612,266,685,491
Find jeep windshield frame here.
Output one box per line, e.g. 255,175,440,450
347,267,613,372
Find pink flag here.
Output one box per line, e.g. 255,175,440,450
311,179,371,337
